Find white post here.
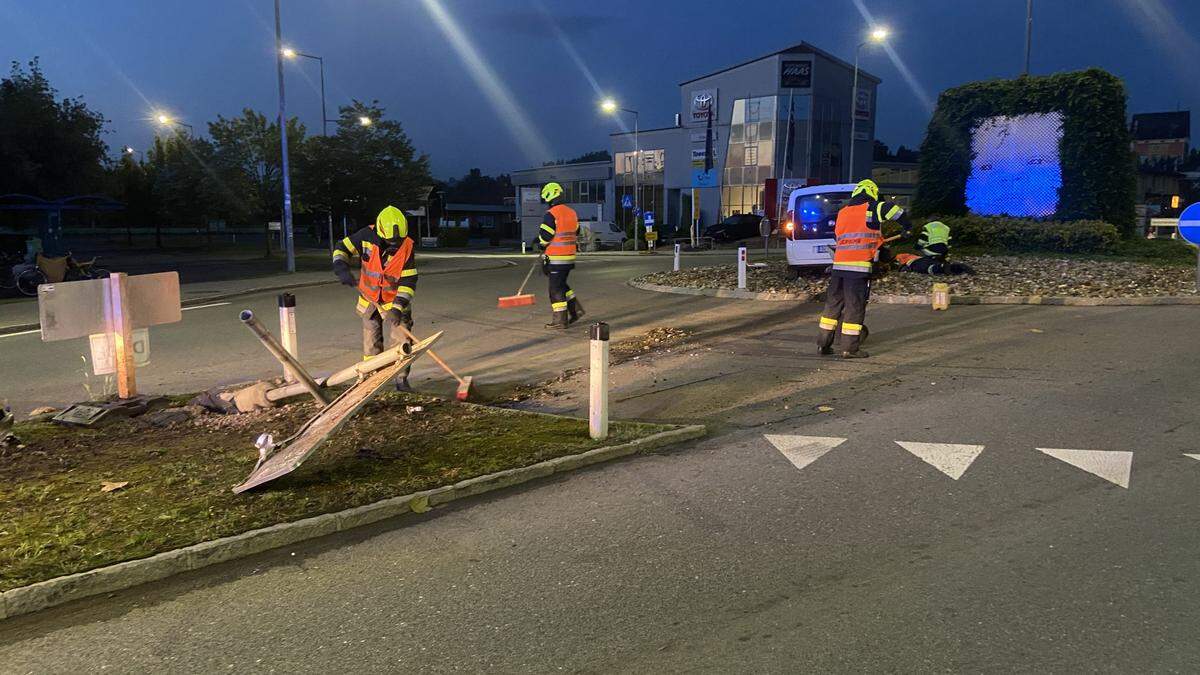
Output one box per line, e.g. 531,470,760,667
521,241,526,255
589,322,609,441
673,243,681,272
278,293,298,382
104,272,137,399
737,246,747,289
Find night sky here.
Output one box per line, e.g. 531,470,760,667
3,0,1197,178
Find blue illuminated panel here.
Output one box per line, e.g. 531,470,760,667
965,112,1063,218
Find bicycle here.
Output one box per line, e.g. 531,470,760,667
0,252,46,297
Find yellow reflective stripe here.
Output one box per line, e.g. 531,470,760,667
333,250,350,262
342,237,358,256
565,289,575,299
832,261,872,270
551,301,568,310
819,317,839,329
396,286,415,296
399,268,418,277
380,302,393,311
547,254,575,261
884,204,903,220
540,224,556,234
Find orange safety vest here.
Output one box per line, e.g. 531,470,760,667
895,253,920,266
357,238,414,312
545,204,578,264
831,202,882,273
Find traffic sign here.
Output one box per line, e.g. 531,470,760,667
622,194,633,209
1178,202,1200,245
644,211,655,226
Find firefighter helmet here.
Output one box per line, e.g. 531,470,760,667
375,205,408,241
852,179,880,201
541,182,564,203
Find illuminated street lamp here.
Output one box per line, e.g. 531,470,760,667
600,98,641,251
282,46,331,136
358,115,372,127
122,145,144,162
155,112,194,134
848,27,888,182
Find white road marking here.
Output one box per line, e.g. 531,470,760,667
181,302,232,312
0,328,40,339
764,435,846,471
1037,448,1132,489
895,441,985,480
1185,454,1200,462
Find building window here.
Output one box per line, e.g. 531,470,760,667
723,96,778,218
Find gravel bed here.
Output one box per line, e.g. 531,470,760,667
637,256,1199,298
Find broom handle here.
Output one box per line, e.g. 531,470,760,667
395,324,465,386
514,257,539,296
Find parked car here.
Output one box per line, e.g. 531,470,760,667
703,213,770,242
781,183,858,274
580,221,627,250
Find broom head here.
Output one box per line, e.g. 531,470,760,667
497,293,535,308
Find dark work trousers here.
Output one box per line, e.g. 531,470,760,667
362,304,414,380
817,273,871,353
547,265,574,314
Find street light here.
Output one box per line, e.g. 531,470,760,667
848,27,888,182
154,112,194,134
282,46,331,136
273,0,297,273
122,146,144,162
358,115,372,127
600,98,641,251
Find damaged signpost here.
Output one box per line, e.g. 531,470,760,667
37,271,181,400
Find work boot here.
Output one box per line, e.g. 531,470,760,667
545,310,569,329
567,298,586,324
858,326,869,347
394,376,413,392
817,331,836,356
841,350,869,359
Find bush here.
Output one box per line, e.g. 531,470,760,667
436,227,469,248
930,215,1120,254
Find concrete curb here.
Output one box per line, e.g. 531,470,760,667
0,261,518,336
0,423,705,621
628,278,1200,307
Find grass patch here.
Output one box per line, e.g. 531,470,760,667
948,237,1196,267
0,394,674,591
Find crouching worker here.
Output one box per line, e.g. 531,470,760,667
894,221,974,276
332,205,419,390
817,179,910,359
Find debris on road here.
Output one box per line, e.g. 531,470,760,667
99,480,128,493
637,257,1200,298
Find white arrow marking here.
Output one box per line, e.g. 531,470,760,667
764,435,846,471
895,441,985,480
1185,454,1200,462
1037,448,1132,489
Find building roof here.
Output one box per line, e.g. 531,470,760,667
443,203,515,214
680,41,880,87
1131,111,1190,140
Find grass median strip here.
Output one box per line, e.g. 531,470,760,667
0,394,673,592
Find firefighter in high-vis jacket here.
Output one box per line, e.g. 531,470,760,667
537,182,585,329
895,221,974,275
332,205,419,388
816,179,910,359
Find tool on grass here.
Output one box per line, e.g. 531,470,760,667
396,324,475,401
497,257,539,308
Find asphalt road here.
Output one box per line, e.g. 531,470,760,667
3,255,1200,672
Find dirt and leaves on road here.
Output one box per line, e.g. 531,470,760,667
0,394,671,591
638,256,1200,298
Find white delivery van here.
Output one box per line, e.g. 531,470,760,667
579,221,627,250
782,183,857,275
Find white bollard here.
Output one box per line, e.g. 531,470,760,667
673,243,681,272
589,322,609,441
737,247,747,289
278,293,298,382
521,241,526,255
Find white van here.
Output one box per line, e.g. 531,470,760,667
579,221,627,250
782,183,858,273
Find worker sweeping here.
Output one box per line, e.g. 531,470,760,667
816,179,910,359
332,205,419,389
537,182,585,329
895,221,975,275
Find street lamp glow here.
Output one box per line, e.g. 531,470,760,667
282,47,297,59
358,116,372,126
123,146,135,154
870,27,889,41
156,114,172,125
600,98,618,114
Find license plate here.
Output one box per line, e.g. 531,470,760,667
813,245,828,253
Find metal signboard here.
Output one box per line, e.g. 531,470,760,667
689,88,717,126
644,211,655,226
38,272,181,342
89,328,150,375
1177,203,1200,245
622,194,633,209
780,60,812,88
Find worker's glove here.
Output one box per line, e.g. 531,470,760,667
540,254,550,276
335,267,357,287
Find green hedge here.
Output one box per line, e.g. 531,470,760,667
913,69,1137,236
437,227,470,248
929,215,1120,254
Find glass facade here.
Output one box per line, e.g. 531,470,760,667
615,149,666,233
721,96,777,218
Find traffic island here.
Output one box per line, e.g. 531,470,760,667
0,393,702,618
632,256,1200,305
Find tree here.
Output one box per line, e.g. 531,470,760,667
443,168,512,205
301,100,431,227
0,58,108,198
543,150,611,166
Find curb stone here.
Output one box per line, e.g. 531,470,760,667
0,423,705,621
628,278,1200,306
0,261,518,336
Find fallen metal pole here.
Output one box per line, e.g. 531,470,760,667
265,341,412,402
240,310,330,406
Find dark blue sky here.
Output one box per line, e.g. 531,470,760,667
3,0,1197,178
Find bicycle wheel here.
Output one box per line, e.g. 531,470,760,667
15,268,45,296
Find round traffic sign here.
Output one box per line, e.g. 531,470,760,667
1178,202,1200,245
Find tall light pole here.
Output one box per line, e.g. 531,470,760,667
274,0,296,273
155,113,194,135
601,98,641,251
1023,0,1033,75
848,27,888,183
